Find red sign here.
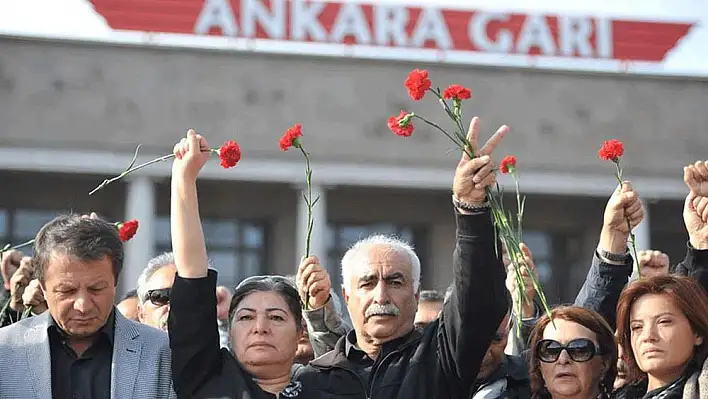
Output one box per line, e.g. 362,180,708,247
90,0,694,62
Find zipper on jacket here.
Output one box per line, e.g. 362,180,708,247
330,365,370,399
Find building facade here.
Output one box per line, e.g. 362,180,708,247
1,2,706,303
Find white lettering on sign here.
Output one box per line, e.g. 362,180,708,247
411,8,452,49
193,0,616,60
242,0,285,39
291,0,327,41
559,16,592,57
195,0,238,36
516,14,555,55
468,12,513,53
331,2,371,44
374,5,408,46
596,18,613,58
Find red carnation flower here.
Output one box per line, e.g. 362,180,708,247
500,155,517,174
118,219,139,242
387,111,414,137
598,139,624,162
219,140,241,168
404,69,432,101
280,124,303,151
442,84,472,101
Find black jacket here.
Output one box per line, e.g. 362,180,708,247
295,209,509,399
169,270,325,399
471,354,531,399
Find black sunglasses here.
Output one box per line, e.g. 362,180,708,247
146,288,171,307
536,338,602,363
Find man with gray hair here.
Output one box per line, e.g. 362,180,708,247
294,118,510,398
136,252,231,348
136,252,177,331
414,289,444,329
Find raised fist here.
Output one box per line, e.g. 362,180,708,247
637,250,670,278
172,129,212,181
603,181,644,234
296,256,331,310
684,160,708,197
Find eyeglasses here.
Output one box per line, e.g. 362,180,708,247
146,288,171,307
536,338,602,363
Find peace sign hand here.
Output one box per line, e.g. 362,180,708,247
453,117,509,206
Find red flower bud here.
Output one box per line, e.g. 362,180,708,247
118,219,139,242
500,155,517,174
387,111,415,137
404,69,432,101
279,123,303,151
218,140,241,168
442,84,472,101
598,139,625,162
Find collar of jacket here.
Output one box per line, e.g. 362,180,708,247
310,326,424,370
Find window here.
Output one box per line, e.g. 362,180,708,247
522,231,553,286
154,216,267,289
1,209,59,257
326,222,424,290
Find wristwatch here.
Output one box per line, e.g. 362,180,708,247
452,195,490,212
598,248,630,263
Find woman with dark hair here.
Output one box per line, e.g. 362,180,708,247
528,306,617,399
167,131,322,398
614,275,708,399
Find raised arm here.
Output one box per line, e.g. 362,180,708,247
297,256,351,358
171,130,210,279
675,166,708,290
574,181,643,330
438,117,509,390
168,130,220,397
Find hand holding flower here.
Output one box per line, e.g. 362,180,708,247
172,129,214,182
21,279,47,315
452,117,507,207
89,129,241,195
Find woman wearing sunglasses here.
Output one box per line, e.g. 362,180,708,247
614,275,708,399
166,131,324,398
528,306,617,399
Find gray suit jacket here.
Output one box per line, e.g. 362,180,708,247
0,309,176,399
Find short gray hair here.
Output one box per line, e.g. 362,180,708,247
136,252,176,304
341,234,420,293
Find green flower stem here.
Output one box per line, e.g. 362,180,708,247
411,115,465,149
297,143,318,310
21,306,33,320
0,238,35,255
614,161,641,277
89,146,220,195
0,296,11,323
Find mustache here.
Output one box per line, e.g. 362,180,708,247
365,303,400,318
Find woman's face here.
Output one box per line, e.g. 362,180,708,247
629,293,702,380
539,319,606,398
231,291,301,375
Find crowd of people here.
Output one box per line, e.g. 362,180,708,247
0,124,707,399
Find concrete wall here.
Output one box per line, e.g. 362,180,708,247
1,37,707,179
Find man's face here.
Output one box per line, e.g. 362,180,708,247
477,311,511,380
342,245,418,346
117,297,139,321
295,318,315,365
138,264,176,331
414,300,443,328
41,253,116,338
